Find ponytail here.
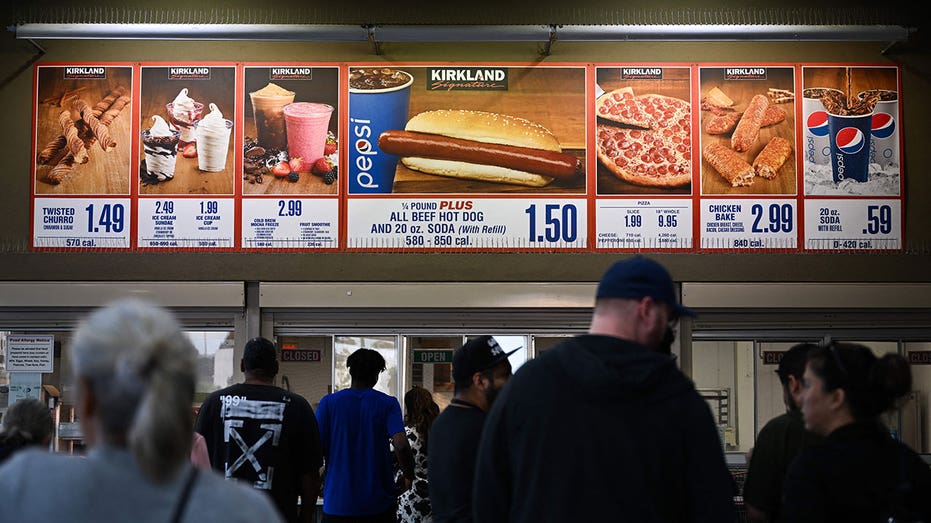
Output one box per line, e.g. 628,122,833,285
865,353,912,417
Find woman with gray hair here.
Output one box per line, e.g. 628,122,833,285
0,299,284,523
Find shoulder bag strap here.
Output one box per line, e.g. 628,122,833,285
169,467,199,523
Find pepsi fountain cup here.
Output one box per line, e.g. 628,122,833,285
827,110,873,183
348,68,414,193
801,88,841,166
858,89,899,170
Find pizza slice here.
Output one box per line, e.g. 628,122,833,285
597,124,691,188
596,87,651,128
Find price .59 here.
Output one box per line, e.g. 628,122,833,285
525,204,578,243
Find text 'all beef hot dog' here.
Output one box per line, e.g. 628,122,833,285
377,109,582,187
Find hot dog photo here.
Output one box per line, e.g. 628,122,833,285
698,66,797,196
348,65,587,194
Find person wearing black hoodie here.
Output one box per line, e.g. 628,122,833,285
473,256,736,523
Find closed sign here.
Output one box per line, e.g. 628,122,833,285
281,349,322,362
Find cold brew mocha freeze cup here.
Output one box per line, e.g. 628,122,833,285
194,103,233,172
249,82,295,151
348,68,413,193
141,115,180,182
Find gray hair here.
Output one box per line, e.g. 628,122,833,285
71,299,196,482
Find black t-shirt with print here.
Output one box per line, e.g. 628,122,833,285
196,383,322,523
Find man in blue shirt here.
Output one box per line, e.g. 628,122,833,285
316,348,415,522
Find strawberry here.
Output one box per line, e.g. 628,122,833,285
311,157,333,175
181,144,197,158
323,142,337,155
272,161,291,178
288,157,304,172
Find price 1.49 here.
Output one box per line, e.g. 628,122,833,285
526,204,578,243
85,203,124,233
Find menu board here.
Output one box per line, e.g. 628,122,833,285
29,62,904,252
240,65,340,249
32,64,133,248
344,64,588,250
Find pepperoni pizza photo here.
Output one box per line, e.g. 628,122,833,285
595,66,693,195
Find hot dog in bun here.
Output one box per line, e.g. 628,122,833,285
377,109,581,187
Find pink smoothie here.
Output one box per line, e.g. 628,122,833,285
283,102,334,165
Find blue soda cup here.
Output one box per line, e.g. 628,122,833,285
348,69,414,193
827,111,872,183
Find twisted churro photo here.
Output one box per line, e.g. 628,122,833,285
33,66,133,194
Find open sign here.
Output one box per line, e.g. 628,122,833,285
412,350,453,364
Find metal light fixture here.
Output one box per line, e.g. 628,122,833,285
11,23,913,43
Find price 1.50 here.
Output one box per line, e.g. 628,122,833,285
85,203,124,233
750,203,793,234
526,204,578,243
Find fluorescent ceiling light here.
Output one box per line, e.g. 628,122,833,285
12,23,912,42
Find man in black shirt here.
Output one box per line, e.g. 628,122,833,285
196,337,323,523
428,336,516,523
474,256,736,522
743,343,822,523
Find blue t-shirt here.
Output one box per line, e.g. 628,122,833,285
316,388,405,516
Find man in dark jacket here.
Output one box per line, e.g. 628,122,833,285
473,256,736,522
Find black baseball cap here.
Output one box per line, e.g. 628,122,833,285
596,256,695,318
452,336,519,384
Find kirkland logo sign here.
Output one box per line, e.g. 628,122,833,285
427,68,508,91
725,68,767,80
64,67,106,79
621,68,664,80
169,67,211,80
271,67,313,80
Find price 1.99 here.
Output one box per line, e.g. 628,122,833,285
85,203,124,233
526,204,578,243
750,203,793,234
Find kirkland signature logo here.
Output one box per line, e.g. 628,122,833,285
725,68,767,80
621,68,664,80
64,67,106,79
169,67,211,80
271,68,313,80
427,68,508,91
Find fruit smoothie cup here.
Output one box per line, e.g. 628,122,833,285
283,102,334,167
194,103,233,172
249,82,295,151
141,115,180,182
166,88,204,149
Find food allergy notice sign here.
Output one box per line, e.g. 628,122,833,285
5,335,55,373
